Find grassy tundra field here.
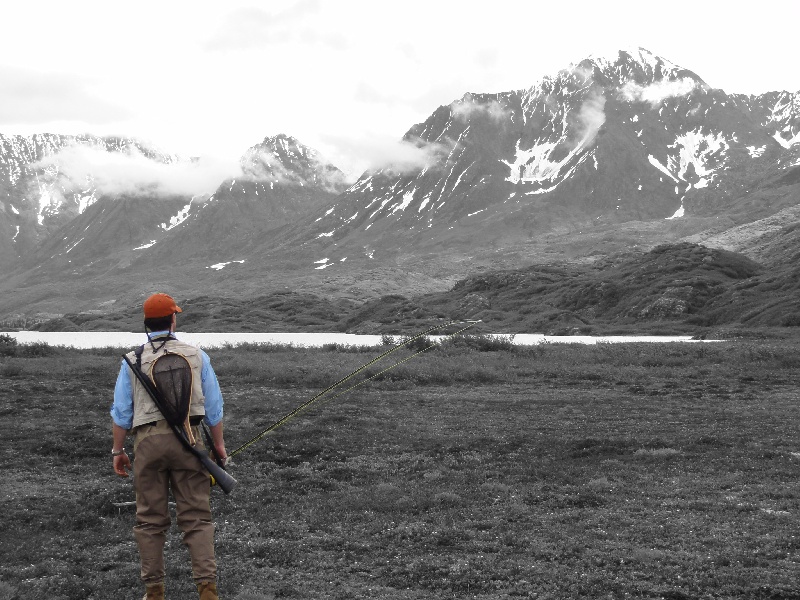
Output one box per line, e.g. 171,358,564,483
2,334,800,599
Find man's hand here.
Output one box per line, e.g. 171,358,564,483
212,444,232,468
208,421,228,467
113,452,132,477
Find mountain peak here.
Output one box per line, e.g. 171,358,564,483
240,134,347,192
261,133,299,146
575,47,704,88
586,46,671,68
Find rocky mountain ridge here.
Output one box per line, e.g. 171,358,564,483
0,133,178,266
0,48,799,322
299,48,798,269
0,133,346,275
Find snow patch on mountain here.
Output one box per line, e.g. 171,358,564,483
504,135,596,194
391,190,416,215
449,162,476,195
503,140,562,184
648,155,680,183
773,130,800,148
670,129,729,187
316,207,336,222
37,189,62,225
418,194,432,212
65,237,85,253
162,203,193,231
314,257,332,269
77,190,97,214
504,88,607,192
666,204,685,220
208,260,245,270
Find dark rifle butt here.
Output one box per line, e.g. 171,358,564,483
197,449,237,494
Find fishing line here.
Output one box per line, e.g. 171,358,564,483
309,319,479,410
229,320,479,459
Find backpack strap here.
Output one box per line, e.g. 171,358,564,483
134,344,145,372
130,344,146,414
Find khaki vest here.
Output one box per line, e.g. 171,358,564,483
127,338,206,429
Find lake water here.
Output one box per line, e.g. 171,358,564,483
2,331,708,349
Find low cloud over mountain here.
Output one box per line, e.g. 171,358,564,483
32,144,239,198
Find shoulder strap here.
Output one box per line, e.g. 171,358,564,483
135,344,144,372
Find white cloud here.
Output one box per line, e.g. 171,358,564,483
572,90,607,146
451,96,511,122
204,1,345,51
619,77,699,107
32,144,240,198
320,132,454,177
0,65,129,125
1,1,796,174
372,138,453,175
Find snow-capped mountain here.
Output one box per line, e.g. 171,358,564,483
298,48,799,267
732,90,800,149
2,133,348,279
240,134,348,193
1,48,799,319
0,133,178,267
135,134,349,269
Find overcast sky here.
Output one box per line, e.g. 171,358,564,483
2,0,798,181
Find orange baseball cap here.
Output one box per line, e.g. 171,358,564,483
143,293,183,319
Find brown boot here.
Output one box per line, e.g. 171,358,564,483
142,582,165,600
197,581,219,600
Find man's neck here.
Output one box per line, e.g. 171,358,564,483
147,329,173,339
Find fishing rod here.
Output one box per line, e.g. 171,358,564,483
229,319,480,459
304,319,479,412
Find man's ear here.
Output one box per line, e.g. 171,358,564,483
171,312,177,331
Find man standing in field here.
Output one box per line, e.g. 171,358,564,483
110,293,227,600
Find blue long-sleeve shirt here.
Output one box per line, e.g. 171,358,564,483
110,332,224,429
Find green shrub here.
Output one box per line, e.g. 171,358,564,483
18,342,57,357
780,314,800,327
0,581,18,600
443,334,516,352
0,333,17,357
0,362,22,377
401,334,436,352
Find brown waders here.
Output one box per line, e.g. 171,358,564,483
133,420,218,596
